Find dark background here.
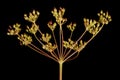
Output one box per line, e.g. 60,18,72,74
0,0,115,80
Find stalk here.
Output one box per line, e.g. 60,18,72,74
59,61,63,80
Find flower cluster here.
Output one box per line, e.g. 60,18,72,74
7,23,21,35
7,8,112,80
26,24,39,34
47,21,57,31
83,18,100,35
17,33,32,45
24,10,40,23
83,10,112,35
41,33,51,43
51,7,67,25
63,39,86,52
7,7,112,63
42,42,57,52
98,10,112,25
67,23,76,32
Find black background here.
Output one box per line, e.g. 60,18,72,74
0,0,115,80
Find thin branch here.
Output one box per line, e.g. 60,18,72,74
61,28,64,59
64,30,87,59
69,32,73,39
34,34,44,45
63,31,73,56
33,22,43,35
64,24,104,62
59,24,62,59
63,49,79,62
75,30,87,45
50,51,59,61
38,29,43,35
28,43,58,62
65,52,79,62
53,51,59,60
86,24,104,44
52,31,60,58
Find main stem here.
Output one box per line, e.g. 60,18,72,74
59,62,63,80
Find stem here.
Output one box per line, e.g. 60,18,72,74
59,62,63,80
61,28,64,58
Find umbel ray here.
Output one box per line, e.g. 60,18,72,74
7,7,112,80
